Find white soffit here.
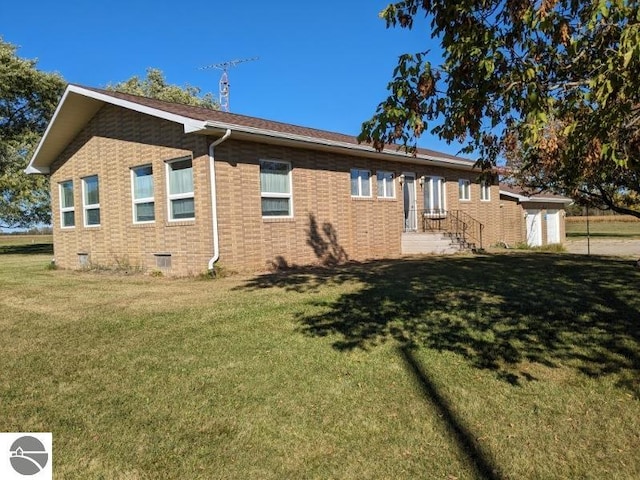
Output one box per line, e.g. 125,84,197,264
26,85,206,174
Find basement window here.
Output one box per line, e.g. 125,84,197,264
154,253,172,269
78,253,89,267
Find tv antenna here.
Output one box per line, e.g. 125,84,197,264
199,57,259,112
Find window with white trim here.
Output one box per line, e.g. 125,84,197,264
82,175,100,226
166,157,195,220
424,176,446,215
131,165,155,223
59,180,75,228
350,169,371,197
377,171,395,198
458,179,471,201
480,180,491,201
260,159,293,217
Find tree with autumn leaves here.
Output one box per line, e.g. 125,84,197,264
360,0,640,216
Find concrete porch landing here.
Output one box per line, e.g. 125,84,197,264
401,232,462,255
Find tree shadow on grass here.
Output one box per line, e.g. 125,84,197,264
239,252,640,394
399,345,503,480
0,243,53,255
239,252,640,479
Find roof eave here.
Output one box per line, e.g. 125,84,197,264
201,121,477,170
27,84,477,174
500,190,572,204
26,85,207,174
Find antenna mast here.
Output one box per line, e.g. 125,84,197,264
199,57,259,112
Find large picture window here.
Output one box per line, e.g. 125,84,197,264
350,168,371,197
260,159,292,217
59,180,75,228
377,171,395,198
131,165,155,223
167,158,195,220
82,175,100,226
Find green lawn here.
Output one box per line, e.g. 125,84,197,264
1,240,640,479
566,219,640,238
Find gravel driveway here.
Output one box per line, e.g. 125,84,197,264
565,238,640,259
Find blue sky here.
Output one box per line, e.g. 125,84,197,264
2,0,466,156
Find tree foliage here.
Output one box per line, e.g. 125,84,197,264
360,0,640,216
0,37,66,228
107,68,218,109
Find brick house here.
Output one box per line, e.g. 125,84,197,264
499,185,572,247
28,84,510,275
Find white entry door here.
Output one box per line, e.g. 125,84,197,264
546,209,560,244
526,210,542,246
403,173,417,232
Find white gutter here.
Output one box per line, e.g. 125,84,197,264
208,129,232,271
201,120,475,169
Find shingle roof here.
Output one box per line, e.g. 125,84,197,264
499,183,572,203
28,83,477,174
79,85,469,163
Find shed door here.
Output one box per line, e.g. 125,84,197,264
546,209,560,244
526,210,542,246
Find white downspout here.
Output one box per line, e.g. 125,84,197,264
208,129,232,270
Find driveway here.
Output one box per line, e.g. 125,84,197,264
565,238,640,259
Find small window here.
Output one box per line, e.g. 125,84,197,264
132,165,155,223
458,179,471,201
480,180,491,201
167,158,194,221
351,169,371,197
377,171,395,198
59,180,75,228
260,159,293,217
82,175,100,226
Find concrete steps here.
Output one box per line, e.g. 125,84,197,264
401,232,463,255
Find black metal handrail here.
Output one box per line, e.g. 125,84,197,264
421,209,484,250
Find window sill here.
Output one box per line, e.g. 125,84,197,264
166,220,196,227
351,196,374,201
263,216,295,223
